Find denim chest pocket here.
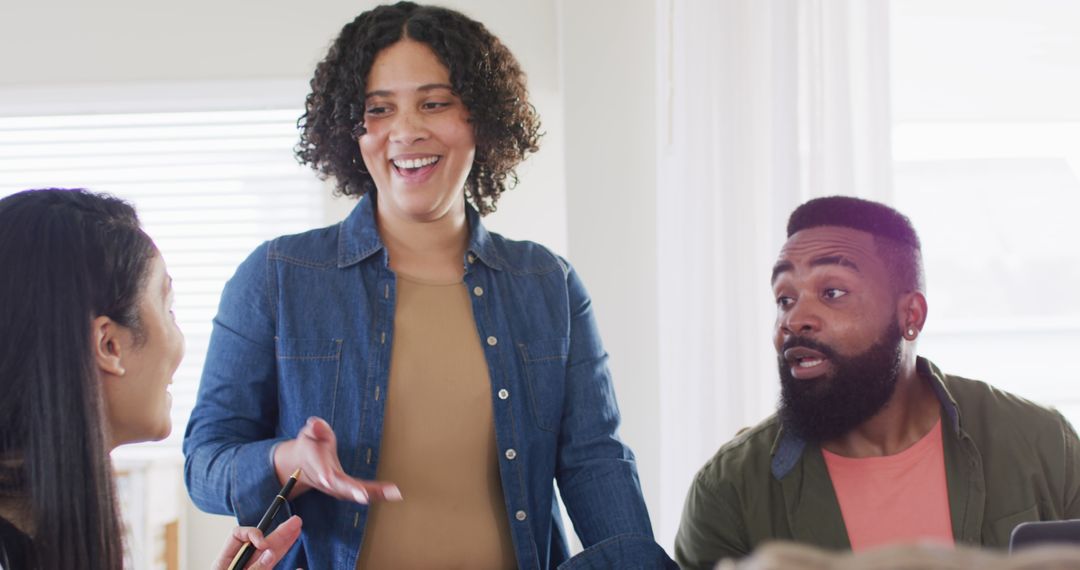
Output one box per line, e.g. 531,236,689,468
518,338,569,432
275,337,343,422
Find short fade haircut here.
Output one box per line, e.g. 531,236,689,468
786,195,925,294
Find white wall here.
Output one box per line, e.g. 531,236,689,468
891,0,1080,122
0,1,558,88
556,0,666,546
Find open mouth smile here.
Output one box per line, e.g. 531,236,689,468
391,155,441,175
783,346,831,379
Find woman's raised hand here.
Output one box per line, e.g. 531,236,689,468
274,416,402,504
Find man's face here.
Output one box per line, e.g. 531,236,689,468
771,226,905,442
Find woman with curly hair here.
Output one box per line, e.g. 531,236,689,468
0,188,300,569
184,3,672,568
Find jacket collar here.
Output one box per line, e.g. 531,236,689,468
770,356,960,479
337,195,383,268
464,202,505,271
336,193,506,271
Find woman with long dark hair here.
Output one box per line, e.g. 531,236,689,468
184,2,675,568
0,188,301,569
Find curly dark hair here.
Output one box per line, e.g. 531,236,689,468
295,1,542,215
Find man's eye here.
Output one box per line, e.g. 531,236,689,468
776,296,794,308
823,288,848,300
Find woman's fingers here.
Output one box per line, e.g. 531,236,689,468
229,525,264,546
301,416,335,443
292,417,403,504
296,417,344,490
212,527,262,570
364,480,404,502
211,516,303,570
331,475,403,505
243,516,303,570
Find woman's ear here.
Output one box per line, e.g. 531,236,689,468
91,315,126,377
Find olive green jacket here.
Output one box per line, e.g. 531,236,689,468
674,357,1080,570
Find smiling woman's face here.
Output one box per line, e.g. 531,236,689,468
102,254,185,447
358,38,477,224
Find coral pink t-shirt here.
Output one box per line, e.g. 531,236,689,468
822,419,954,552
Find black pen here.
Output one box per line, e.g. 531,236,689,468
227,468,302,570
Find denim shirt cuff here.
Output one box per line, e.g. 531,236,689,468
557,534,677,570
230,437,292,526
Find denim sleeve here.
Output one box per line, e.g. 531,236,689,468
554,262,670,564
182,242,289,525
558,533,678,570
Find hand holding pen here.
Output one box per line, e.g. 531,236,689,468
273,416,403,505
214,515,302,570
219,469,303,570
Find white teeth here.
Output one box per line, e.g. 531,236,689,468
798,358,823,368
393,156,439,169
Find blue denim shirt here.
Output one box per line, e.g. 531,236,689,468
183,196,672,569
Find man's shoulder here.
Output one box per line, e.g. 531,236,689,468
695,414,782,492
943,372,1063,427
940,371,1069,446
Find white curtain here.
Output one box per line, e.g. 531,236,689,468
654,0,892,549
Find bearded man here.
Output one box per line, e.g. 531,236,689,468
674,196,1080,569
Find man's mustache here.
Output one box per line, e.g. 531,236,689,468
779,336,838,360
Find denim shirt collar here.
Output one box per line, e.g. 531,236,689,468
770,356,961,480
336,193,507,271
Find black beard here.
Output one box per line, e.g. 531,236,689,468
777,324,903,443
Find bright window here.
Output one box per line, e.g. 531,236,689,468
892,0,1080,425
0,108,327,447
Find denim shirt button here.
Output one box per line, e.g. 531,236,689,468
467,253,477,263
515,510,527,521
498,388,509,400
473,286,484,297
486,335,498,346
505,448,517,460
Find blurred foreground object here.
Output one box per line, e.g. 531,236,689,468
721,541,1080,570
